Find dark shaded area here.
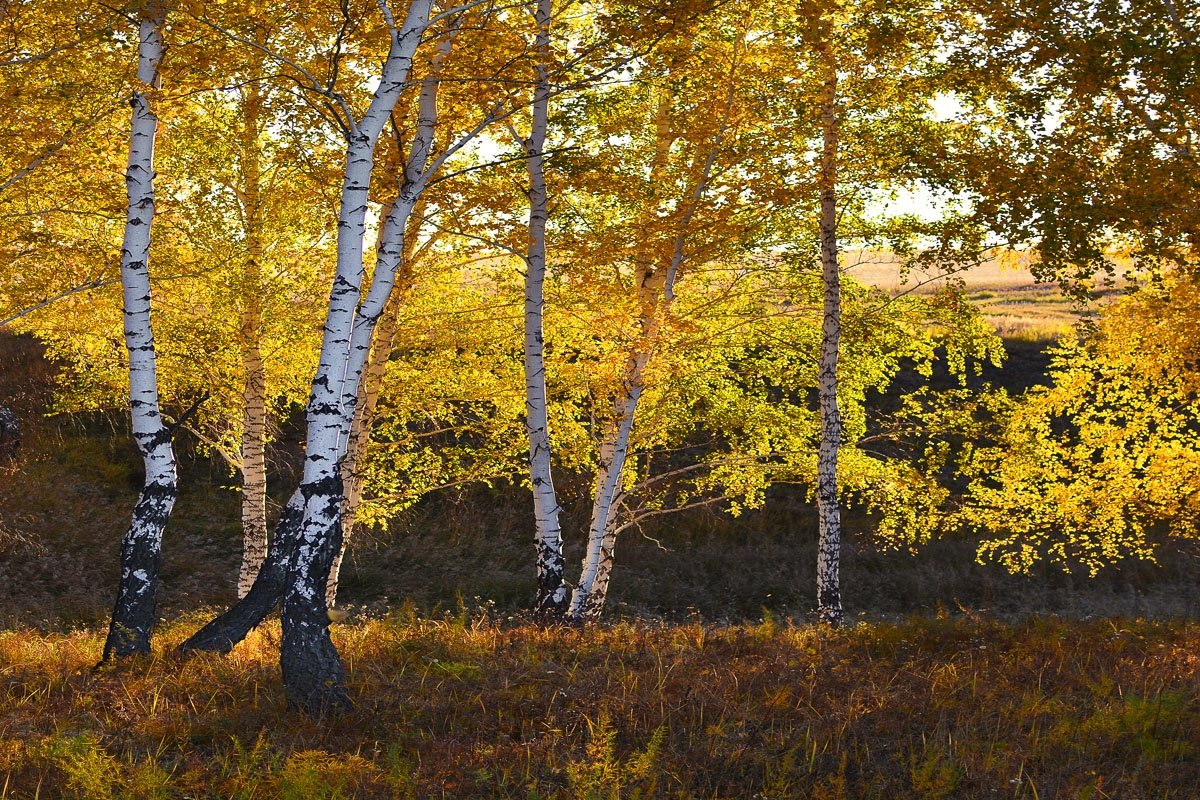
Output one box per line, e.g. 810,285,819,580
1,331,1197,632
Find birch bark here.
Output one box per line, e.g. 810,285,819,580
522,0,568,619
564,90,675,624
567,52,737,622
103,4,176,661
327,24,454,610
237,75,269,600
815,59,844,626
178,1,435,684
280,1,443,712
328,202,423,608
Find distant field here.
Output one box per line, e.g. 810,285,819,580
844,249,1122,340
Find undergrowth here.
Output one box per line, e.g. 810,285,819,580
0,615,1197,798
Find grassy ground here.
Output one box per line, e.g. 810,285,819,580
0,616,1197,798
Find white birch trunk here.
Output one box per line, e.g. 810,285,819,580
522,0,568,619
568,120,734,623
104,5,176,661
565,89,676,624
326,304,394,609
815,62,844,626
279,0,438,713
328,201,422,608
568,369,645,622
237,77,269,600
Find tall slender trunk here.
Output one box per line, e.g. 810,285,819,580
237,75,269,600
103,5,176,662
177,1,435,697
523,0,567,619
325,26,453,611
565,88,677,624
567,64,736,623
328,202,422,608
327,302,394,610
815,60,844,626
567,364,646,622
280,1,439,713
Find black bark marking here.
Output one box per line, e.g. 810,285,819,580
102,477,176,661
281,475,351,714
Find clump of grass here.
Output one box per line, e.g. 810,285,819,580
0,616,1197,798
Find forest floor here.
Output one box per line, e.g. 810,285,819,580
0,616,1197,798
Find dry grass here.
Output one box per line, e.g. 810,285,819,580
844,250,1122,341
0,615,1197,798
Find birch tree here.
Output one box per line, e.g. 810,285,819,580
565,20,756,622
813,41,843,625
104,0,175,660
518,0,568,618
175,0,533,711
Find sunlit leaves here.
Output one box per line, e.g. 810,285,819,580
964,275,1200,574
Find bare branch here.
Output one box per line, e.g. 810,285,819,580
0,277,116,328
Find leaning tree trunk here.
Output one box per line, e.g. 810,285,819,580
567,82,732,623
328,248,405,607
280,0,438,713
178,490,304,653
565,87,677,624
103,5,177,662
326,298,394,610
237,75,269,600
568,371,645,623
522,0,568,619
814,60,844,626
326,30,453,611
177,1,435,691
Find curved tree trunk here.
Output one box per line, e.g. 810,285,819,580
522,0,568,619
565,31,744,623
103,4,176,662
279,0,438,713
328,283,400,608
178,490,303,653
567,82,734,623
814,59,844,626
565,86,676,624
178,2,436,693
327,29,455,611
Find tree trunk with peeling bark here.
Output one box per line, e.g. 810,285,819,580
815,62,844,626
104,5,176,661
523,0,568,620
237,75,269,600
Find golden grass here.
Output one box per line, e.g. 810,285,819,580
0,615,1197,798
844,250,1121,341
